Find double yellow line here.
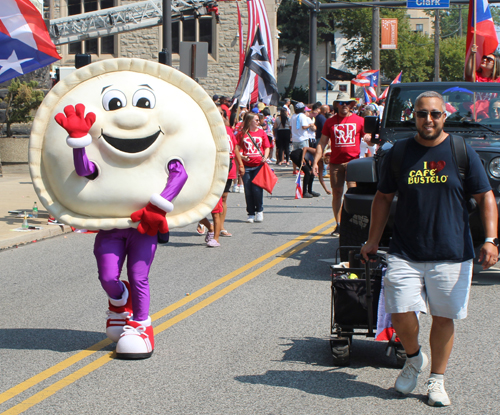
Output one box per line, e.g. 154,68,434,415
0,219,336,415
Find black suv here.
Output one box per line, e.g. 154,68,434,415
340,82,500,255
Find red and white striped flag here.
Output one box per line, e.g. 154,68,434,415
234,0,275,106
295,170,303,199
378,71,402,101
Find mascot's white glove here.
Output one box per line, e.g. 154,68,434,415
55,104,95,148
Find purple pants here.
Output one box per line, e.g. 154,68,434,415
94,228,157,321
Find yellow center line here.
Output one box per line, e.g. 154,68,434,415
0,219,336,413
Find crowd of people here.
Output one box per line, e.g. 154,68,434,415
196,92,382,246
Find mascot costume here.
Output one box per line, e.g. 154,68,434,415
29,58,229,359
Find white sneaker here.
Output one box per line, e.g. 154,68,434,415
255,212,264,222
247,215,255,223
427,377,451,407
232,184,238,193
395,351,428,394
238,185,244,193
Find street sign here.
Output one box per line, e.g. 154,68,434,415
407,0,450,9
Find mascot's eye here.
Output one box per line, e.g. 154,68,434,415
102,90,127,111
132,89,156,109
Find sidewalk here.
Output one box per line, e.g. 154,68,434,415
0,163,72,250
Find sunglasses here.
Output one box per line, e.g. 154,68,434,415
414,110,444,120
337,101,353,106
482,55,495,63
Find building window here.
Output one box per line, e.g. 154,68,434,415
172,17,215,56
415,24,424,32
339,84,347,92
67,0,116,56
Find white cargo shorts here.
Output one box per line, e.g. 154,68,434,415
384,254,473,320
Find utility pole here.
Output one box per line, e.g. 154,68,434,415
161,0,172,66
372,1,380,95
434,9,440,82
309,0,318,104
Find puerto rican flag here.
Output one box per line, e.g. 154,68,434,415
351,69,379,87
378,71,402,101
465,0,498,75
0,0,61,84
295,170,303,199
364,86,377,103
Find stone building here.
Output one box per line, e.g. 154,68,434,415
42,0,280,99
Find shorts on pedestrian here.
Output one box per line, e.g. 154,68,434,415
329,162,355,188
384,254,473,320
291,141,308,151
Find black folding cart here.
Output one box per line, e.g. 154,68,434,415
329,246,406,367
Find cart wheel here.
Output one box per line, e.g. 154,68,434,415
395,344,407,368
330,338,350,366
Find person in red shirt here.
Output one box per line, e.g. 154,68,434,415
312,92,373,235
465,48,500,82
235,112,270,223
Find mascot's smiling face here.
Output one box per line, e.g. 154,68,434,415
29,59,229,231
82,72,186,164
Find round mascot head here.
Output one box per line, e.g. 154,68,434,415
30,58,229,230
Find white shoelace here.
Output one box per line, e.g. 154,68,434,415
427,378,444,393
401,361,422,379
121,324,147,337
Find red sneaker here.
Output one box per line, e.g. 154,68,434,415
116,317,154,360
106,280,133,342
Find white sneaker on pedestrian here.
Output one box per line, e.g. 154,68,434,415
232,184,238,193
427,377,451,407
395,351,428,394
238,185,244,193
247,215,255,223
255,212,264,222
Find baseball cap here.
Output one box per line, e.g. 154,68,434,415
305,107,311,111
295,102,305,109
251,107,259,113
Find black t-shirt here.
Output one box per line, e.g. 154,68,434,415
378,136,491,262
315,113,327,140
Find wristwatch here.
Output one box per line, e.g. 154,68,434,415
485,237,500,247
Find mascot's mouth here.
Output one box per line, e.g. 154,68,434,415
101,129,162,153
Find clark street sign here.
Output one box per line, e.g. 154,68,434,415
407,0,450,8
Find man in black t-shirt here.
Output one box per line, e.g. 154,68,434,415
361,91,498,407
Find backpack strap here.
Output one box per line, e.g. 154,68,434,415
449,134,468,182
390,137,410,183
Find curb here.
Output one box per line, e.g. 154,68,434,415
0,224,73,251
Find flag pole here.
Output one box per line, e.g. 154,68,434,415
473,0,477,82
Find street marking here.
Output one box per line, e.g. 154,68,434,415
0,219,335,414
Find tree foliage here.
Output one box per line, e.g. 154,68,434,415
1,80,44,137
277,0,334,95
334,3,482,82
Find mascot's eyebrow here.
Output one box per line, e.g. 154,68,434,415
101,84,153,94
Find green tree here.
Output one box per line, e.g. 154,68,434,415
277,0,333,96
1,80,44,137
440,36,467,82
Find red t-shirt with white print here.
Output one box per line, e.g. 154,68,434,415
322,113,365,164
236,128,271,167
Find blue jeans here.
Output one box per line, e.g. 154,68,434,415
242,165,264,215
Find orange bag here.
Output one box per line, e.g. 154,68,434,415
252,163,278,194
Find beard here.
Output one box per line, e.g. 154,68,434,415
417,123,443,141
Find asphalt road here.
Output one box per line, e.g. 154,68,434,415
1,167,500,414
